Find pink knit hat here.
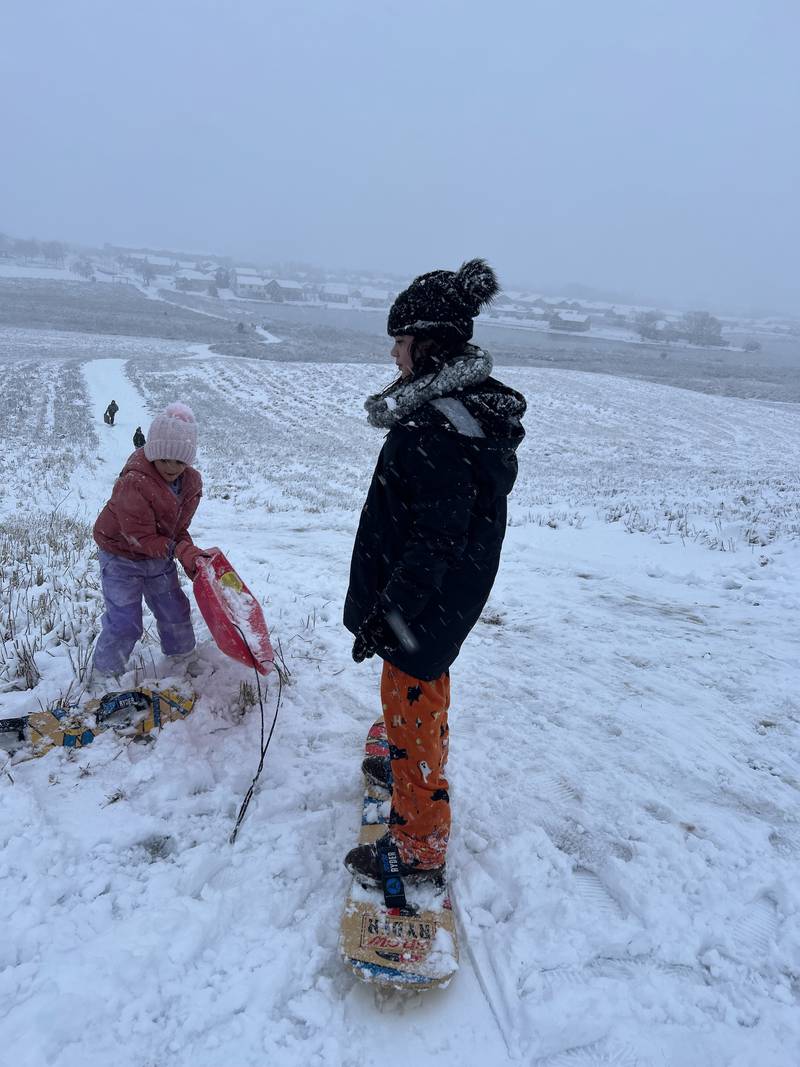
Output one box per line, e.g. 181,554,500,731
144,402,198,465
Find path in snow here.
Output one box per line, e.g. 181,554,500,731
82,357,152,486
142,284,283,344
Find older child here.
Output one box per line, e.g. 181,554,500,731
343,259,526,885
91,402,216,682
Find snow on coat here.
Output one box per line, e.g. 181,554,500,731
344,347,526,680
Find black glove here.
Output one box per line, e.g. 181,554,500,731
352,605,394,664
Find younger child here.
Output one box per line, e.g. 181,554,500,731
91,402,217,682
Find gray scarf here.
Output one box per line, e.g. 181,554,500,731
364,345,493,429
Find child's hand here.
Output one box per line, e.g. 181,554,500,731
194,546,222,561
177,543,222,578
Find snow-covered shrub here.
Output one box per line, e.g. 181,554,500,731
0,511,102,690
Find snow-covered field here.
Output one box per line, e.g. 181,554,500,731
1,332,799,1066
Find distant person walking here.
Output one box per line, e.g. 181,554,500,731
133,426,146,448
104,400,119,426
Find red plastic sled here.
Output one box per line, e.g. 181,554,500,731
193,551,274,675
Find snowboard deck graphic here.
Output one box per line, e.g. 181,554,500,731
340,719,459,989
0,687,195,759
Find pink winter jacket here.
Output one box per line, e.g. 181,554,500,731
93,449,203,574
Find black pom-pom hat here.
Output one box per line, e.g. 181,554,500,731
387,258,500,343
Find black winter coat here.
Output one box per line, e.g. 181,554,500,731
344,373,525,680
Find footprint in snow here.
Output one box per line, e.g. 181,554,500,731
643,801,674,823
137,834,176,861
571,866,626,918
545,817,634,866
768,827,800,857
726,894,780,963
531,771,583,805
535,1037,646,1067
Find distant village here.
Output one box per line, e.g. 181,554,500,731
1,233,794,349
152,257,608,334
88,248,745,346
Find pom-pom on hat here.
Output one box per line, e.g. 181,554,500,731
387,258,500,344
144,402,198,465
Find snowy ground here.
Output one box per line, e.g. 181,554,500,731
1,334,799,1066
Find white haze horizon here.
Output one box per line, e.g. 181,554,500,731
2,0,798,317
4,222,797,320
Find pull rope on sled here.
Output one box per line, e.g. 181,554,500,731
229,625,283,844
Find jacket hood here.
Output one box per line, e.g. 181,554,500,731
365,344,493,429
447,377,527,447
364,345,525,448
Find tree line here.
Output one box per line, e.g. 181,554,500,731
635,310,718,347
2,236,67,265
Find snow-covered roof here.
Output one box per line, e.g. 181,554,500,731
321,283,350,296
360,286,390,300
175,269,212,281
272,279,304,290
553,310,590,323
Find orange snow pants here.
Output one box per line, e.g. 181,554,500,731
381,660,451,868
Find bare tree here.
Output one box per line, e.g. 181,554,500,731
42,240,66,265
71,257,94,278
680,310,724,346
14,237,40,261
634,310,663,340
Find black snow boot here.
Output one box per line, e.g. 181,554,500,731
344,833,445,889
362,755,392,791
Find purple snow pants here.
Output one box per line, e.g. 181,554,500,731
93,549,195,675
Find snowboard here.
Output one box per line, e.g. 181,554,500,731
339,718,459,989
0,687,195,759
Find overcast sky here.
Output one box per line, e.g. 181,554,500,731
2,0,798,313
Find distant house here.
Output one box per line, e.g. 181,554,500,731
509,295,554,317
94,267,121,283
175,268,215,293
232,268,258,286
549,310,591,332
360,286,391,308
265,279,304,302
321,283,350,304
235,273,269,299
504,303,545,322
147,255,180,277
488,302,520,319
125,253,180,277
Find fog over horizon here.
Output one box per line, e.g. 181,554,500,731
2,0,798,316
